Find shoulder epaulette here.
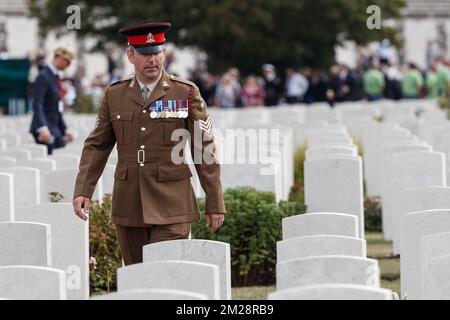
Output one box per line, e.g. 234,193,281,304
109,77,132,87
168,74,196,88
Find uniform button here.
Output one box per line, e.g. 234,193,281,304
141,127,146,131
140,163,144,167
142,110,147,114
116,115,121,119
140,145,145,149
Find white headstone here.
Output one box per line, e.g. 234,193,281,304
50,155,80,170
423,254,450,300
92,289,208,300
282,213,359,239
0,167,40,208
19,144,48,158
420,232,450,299
306,146,357,160
221,159,283,201
0,222,52,267
268,284,393,300
394,187,450,255
382,151,446,241
0,157,16,168
400,209,450,299
0,173,14,221
143,240,231,300
277,235,366,262
276,256,380,290
304,157,364,238
16,203,89,300
118,261,220,300
0,266,66,300
43,168,103,203
16,158,56,174
0,149,31,160
0,133,21,148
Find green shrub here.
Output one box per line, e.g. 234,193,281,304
191,187,306,287
289,144,306,203
88,195,122,295
74,95,98,114
364,196,382,232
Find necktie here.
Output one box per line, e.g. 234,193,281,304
141,86,149,101
55,74,65,99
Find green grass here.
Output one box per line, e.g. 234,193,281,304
232,286,276,300
232,231,400,300
366,232,400,295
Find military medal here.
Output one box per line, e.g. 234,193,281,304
170,100,177,117
150,101,157,119
157,101,163,118
176,100,183,118
167,100,173,118
182,100,189,118
162,101,170,118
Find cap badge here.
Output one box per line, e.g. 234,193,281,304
146,33,155,44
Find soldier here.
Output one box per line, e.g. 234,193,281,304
72,22,226,265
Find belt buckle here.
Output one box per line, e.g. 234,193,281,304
137,149,145,164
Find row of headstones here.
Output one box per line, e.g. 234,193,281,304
0,166,110,221
0,211,232,300
303,125,365,238
268,212,393,300
339,102,450,299
263,123,393,300
0,203,88,299
0,210,399,300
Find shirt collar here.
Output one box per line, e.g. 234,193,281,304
48,63,59,76
135,72,163,94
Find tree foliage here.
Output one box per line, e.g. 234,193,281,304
28,0,405,74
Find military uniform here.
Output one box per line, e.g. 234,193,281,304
73,22,225,265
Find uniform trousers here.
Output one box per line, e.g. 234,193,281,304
116,222,191,265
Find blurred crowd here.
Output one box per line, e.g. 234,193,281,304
30,43,450,111
188,56,450,109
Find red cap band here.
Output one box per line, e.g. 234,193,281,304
128,33,165,46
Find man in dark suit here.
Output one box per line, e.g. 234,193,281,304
30,45,75,155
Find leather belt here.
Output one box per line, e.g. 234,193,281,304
118,150,178,163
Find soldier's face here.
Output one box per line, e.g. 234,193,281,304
128,48,166,83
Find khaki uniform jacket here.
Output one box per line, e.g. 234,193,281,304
73,71,226,226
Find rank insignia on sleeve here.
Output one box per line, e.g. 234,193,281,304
199,116,212,133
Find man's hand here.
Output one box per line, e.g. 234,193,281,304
205,213,225,234
38,128,52,144
64,129,74,143
73,196,90,221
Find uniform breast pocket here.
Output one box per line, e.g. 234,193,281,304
111,111,133,145
152,119,185,146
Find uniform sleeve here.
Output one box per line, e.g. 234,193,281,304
73,87,116,200
186,85,226,215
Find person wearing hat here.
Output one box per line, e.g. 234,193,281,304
30,45,75,155
72,22,226,265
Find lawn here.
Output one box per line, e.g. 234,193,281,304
231,231,400,300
